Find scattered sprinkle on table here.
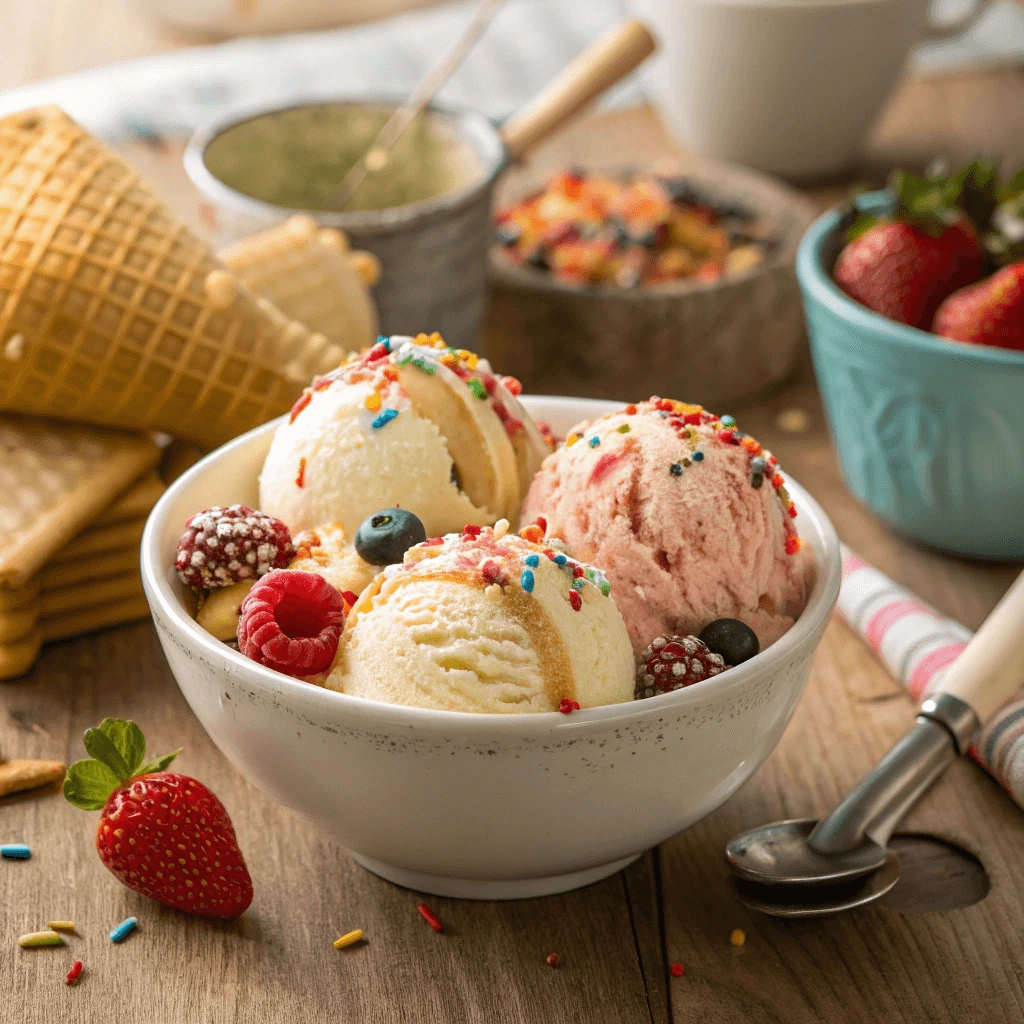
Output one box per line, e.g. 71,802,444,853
730,928,746,947
110,917,137,943
47,921,75,933
670,962,684,977
18,931,64,948
66,960,83,985
333,929,364,950
417,903,443,933
2,843,31,859
546,953,559,967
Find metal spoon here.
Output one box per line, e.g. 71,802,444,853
726,567,1024,918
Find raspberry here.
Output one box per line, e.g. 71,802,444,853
635,634,726,699
176,506,293,590
237,570,345,678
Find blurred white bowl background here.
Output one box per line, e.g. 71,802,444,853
141,396,841,900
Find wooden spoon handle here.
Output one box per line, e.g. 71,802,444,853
499,20,656,161
933,568,1024,724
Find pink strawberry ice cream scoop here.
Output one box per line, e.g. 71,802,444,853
521,398,814,656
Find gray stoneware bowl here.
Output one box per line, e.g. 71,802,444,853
141,395,841,900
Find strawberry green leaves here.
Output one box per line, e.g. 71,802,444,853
64,718,180,810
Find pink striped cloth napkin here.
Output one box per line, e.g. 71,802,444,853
838,544,1024,809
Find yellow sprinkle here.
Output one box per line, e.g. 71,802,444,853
47,921,75,933
414,332,431,345
456,349,478,369
730,928,746,947
334,929,364,950
18,931,64,948
493,518,510,540
364,391,382,411
566,433,580,447
429,332,443,345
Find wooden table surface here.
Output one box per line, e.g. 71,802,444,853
3,8,1024,1023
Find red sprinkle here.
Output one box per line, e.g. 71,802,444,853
417,903,443,933
425,537,444,546
568,590,582,612
670,963,684,978
683,411,703,425
772,473,785,489
463,524,482,537
718,428,739,445
289,391,312,423
785,535,802,555
559,699,581,714
500,375,523,396
546,953,560,967
481,560,501,583
788,505,798,518
625,403,638,415
533,516,548,532
66,960,83,985
295,457,306,488
589,451,621,486
366,341,389,362
311,375,334,392
543,549,556,560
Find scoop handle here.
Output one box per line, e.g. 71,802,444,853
499,20,656,161
932,568,1024,724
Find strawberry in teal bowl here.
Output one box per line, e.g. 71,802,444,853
797,161,1024,560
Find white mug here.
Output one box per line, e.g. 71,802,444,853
630,0,992,179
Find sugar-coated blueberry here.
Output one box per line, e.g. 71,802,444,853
698,618,759,666
354,509,427,566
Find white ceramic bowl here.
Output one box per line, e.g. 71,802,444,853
142,396,841,900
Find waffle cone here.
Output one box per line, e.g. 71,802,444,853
0,108,345,447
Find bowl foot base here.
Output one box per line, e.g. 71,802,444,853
350,851,644,900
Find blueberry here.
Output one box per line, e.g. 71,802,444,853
698,618,760,666
354,509,427,566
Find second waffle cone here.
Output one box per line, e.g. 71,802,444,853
0,107,347,447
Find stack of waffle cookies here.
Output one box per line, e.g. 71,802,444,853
0,106,381,679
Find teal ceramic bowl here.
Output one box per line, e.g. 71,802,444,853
797,202,1024,561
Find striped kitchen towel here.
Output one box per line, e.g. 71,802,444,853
838,544,1024,809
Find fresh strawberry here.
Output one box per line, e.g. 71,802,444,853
833,167,985,329
64,718,253,919
933,261,1024,351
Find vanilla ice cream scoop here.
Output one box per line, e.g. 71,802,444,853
326,521,635,713
259,335,551,538
522,398,814,655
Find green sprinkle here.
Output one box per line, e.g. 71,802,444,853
599,579,611,596
467,378,487,400
19,931,64,948
412,357,435,374
617,423,630,433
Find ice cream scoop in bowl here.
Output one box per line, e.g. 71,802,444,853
141,395,841,899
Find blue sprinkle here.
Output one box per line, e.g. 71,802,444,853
110,917,137,943
720,414,736,427
372,408,399,429
692,450,704,462
553,553,568,566
377,335,391,350
588,436,600,448
520,569,535,593
1,843,30,860
572,578,586,592
524,553,539,568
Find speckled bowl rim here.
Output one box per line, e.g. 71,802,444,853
141,395,841,736
184,96,506,235
798,203,1024,369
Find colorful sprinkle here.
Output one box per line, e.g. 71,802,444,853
109,917,137,943
493,518,510,540
670,962,684,977
571,578,586,592
730,928,746,947
500,375,523,396
720,415,736,427
333,929,364,950
553,553,567,566
588,436,600,448
566,433,581,447
18,931,64,948
372,408,399,429
295,457,306,488
2,843,30,859
47,922,75,933
521,569,535,593
342,591,359,608
546,952,560,967
568,590,582,612
417,903,443,933
785,535,802,556
670,463,683,477
66,960,83,985
692,451,704,462
559,699,581,714
467,378,488,400
364,391,382,411
524,553,540,568
617,423,631,433
520,524,544,544
750,456,767,488
485,584,503,603
598,579,611,596
289,391,312,423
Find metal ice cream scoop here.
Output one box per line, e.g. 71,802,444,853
726,567,1024,918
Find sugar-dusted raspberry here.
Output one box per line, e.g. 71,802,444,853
237,570,345,678
635,634,727,699
176,505,293,590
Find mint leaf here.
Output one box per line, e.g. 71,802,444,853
63,758,121,810
83,727,131,781
137,749,181,776
96,718,147,777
